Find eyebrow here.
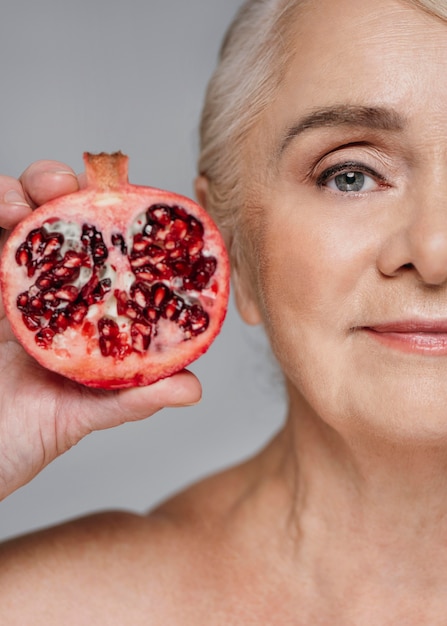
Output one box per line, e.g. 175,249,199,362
280,105,406,153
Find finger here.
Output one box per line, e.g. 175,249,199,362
78,370,203,435
0,177,32,229
0,318,17,342
19,160,80,208
117,370,203,416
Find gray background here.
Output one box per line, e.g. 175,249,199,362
0,0,285,541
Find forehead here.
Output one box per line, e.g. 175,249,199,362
272,0,447,125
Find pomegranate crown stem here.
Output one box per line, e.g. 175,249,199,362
83,151,129,191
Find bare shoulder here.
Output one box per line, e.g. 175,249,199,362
0,509,172,624
0,460,260,625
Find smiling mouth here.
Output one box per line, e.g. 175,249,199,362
362,321,447,355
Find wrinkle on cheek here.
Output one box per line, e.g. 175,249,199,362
254,220,296,333
257,206,354,337
246,202,280,327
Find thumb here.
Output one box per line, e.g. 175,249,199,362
76,370,202,434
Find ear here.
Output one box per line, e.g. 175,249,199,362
194,175,209,212
195,175,263,327
232,263,263,326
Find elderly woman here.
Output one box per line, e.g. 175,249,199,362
1,0,447,622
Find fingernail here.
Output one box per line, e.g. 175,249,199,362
4,189,29,207
46,169,78,178
167,398,202,408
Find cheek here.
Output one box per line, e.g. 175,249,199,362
254,198,377,383
258,208,364,328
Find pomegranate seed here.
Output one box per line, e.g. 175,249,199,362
143,223,155,237
98,317,119,338
171,260,191,277
134,267,159,282
35,327,55,348
146,245,166,263
154,261,174,279
28,296,45,313
116,297,129,316
188,305,209,336
27,228,45,254
167,248,182,261
131,322,152,352
115,289,143,320
98,278,112,297
178,305,209,338
37,253,60,272
114,337,133,359
81,224,98,244
15,243,32,267
164,240,177,252
192,256,217,290
80,274,99,302
130,255,154,269
148,204,171,226
172,205,189,220
98,322,133,358
131,234,148,253
111,232,127,254
42,234,63,257
130,283,151,309
69,302,88,324
35,273,54,291
114,289,129,315
187,238,204,257
92,243,108,265
99,337,112,357
81,225,108,265
144,306,160,322
50,311,69,333
187,216,204,238
53,265,80,282
169,219,188,241
17,292,29,311
151,283,170,308
23,314,41,330
62,250,90,268
125,302,142,320
27,262,37,278
42,290,60,306
54,285,79,302
82,277,110,304
163,295,184,321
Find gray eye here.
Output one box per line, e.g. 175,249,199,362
334,171,365,192
326,170,376,193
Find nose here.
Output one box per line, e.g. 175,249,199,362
377,188,447,286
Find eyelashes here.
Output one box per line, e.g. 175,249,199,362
316,160,387,194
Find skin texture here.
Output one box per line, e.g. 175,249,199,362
3,0,447,623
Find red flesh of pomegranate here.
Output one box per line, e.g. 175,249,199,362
0,152,229,388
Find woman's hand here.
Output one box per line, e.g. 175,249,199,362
0,161,202,501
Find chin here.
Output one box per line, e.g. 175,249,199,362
336,373,447,447
291,360,447,448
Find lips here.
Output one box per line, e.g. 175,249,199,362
362,320,447,354
367,320,447,333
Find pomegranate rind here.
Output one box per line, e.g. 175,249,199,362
0,176,230,389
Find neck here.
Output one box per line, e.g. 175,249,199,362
259,395,447,621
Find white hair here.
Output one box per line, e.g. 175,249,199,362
409,0,447,18
198,1,301,256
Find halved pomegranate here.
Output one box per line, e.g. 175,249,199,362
0,152,229,388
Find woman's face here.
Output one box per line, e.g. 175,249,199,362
240,0,447,441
